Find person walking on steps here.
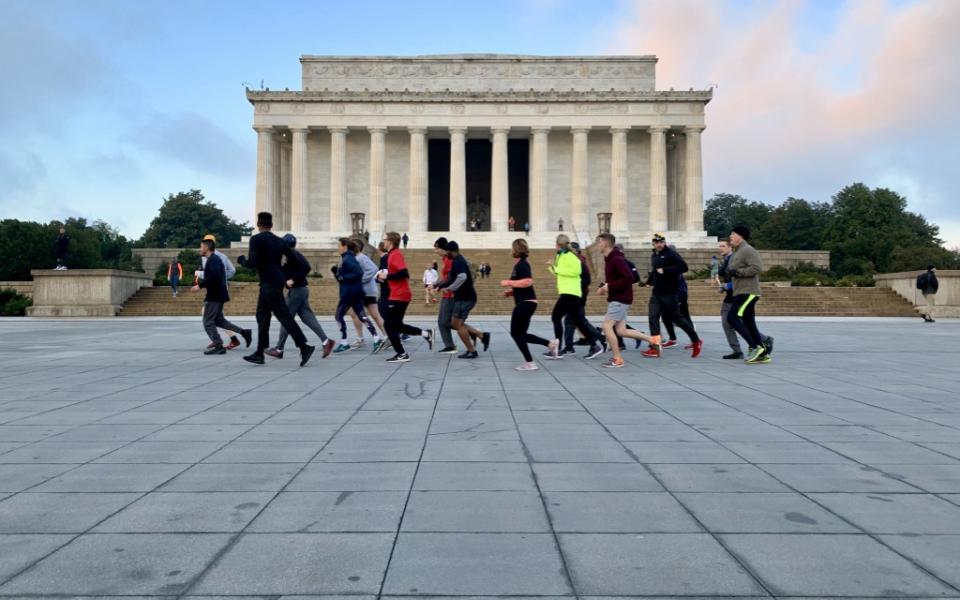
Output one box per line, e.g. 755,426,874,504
595,233,658,368
168,258,183,297
726,225,772,364
917,265,939,323
237,212,314,367
432,241,489,359
433,237,458,354
544,234,605,360
193,238,251,355
642,233,702,358
54,226,69,270
401,233,409,249
377,231,433,363
265,234,336,360
331,238,382,354
502,238,550,371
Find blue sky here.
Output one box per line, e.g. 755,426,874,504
2,0,958,246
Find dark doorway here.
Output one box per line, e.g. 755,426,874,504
427,139,450,231
507,139,529,229
465,139,492,231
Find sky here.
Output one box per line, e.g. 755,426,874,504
2,0,958,247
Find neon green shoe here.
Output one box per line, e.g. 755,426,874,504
745,346,767,363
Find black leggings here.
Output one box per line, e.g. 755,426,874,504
335,294,376,340
727,294,763,349
552,294,600,345
511,301,550,362
648,293,699,343
384,300,422,355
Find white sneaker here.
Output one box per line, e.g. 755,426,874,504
545,339,562,360
351,339,364,349
515,361,539,371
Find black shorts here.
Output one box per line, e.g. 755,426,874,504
363,296,377,306
452,300,476,320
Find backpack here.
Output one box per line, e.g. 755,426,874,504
916,273,927,290
625,259,641,284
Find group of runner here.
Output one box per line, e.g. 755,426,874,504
193,211,773,368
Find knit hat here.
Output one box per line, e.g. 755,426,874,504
731,225,751,240
282,233,297,248
445,240,459,253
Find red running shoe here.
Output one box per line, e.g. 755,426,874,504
322,339,336,358
684,343,694,350
691,340,703,358
641,346,662,358
224,337,241,350
661,340,678,349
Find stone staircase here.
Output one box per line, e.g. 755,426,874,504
120,247,919,317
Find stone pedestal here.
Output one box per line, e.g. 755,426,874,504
27,270,153,317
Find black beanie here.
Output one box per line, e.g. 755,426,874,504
731,225,751,240
445,240,459,253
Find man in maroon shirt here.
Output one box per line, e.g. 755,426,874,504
596,233,658,368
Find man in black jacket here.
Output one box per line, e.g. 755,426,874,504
237,212,314,366
919,264,939,323
194,239,250,355
54,227,69,270
642,233,701,358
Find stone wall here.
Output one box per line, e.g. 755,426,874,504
27,270,153,317
0,281,33,298
875,270,960,318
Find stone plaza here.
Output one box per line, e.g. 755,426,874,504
1,316,959,598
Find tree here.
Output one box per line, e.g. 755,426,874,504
703,193,772,243
138,190,251,248
758,197,831,251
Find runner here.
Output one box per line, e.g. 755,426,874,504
377,231,433,363
201,234,243,350
563,242,603,355
726,225,771,363
544,234,604,360
432,240,489,359
642,233,702,358
265,234,336,360
193,238,251,354
373,242,393,354
595,233,658,368
716,238,744,359
433,237,458,354
353,238,389,352
331,238,381,354
501,238,550,371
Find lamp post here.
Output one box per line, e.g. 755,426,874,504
350,212,366,238
597,212,612,235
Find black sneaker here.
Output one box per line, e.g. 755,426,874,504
243,352,265,365
763,336,774,356
204,344,226,355
585,345,604,360
723,351,744,360
299,344,316,367
241,329,253,347
561,347,576,355
481,332,491,352
458,350,479,359
438,346,458,354
423,329,434,351
386,353,411,363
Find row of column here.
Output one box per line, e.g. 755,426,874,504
254,124,704,235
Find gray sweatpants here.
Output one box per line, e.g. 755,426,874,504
437,296,456,348
203,301,244,345
276,286,328,350
720,301,742,353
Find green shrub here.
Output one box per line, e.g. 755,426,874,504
0,288,32,316
763,265,791,281
836,274,875,287
791,272,836,287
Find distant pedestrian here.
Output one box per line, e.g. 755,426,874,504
402,233,409,249
423,262,439,304
917,264,939,323
168,259,183,297
558,218,564,231
508,216,516,231
523,222,530,236
54,226,69,270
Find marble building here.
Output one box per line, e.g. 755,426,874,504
247,54,713,248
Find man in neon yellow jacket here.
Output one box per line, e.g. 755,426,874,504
544,234,605,360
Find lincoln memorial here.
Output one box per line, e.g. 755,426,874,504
247,54,714,248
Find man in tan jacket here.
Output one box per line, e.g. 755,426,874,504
726,225,773,364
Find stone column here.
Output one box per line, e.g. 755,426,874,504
277,142,290,229
408,127,428,233
289,128,308,231
490,127,510,232
648,126,668,233
684,126,704,232
254,126,276,216
449,127,467,232
329,126,348,233
571,127,589,235
530,127,550,233
610,127,630,233
368,127,387,234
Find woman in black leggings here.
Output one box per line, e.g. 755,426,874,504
501,239,550,371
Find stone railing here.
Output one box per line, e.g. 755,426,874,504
27,270,153,317
874,270,960,318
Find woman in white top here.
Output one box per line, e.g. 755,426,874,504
423,264,439,304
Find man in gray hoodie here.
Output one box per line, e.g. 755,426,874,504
726,225,772,364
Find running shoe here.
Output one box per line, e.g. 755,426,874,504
438,346,458,354
602,357,625,368
560,347,577,355
691,340,703,358
753,355,772,364
265,348,283,359
351,339,365,349
515,361,539,371
371,339,384,354
661,340,678,349
374,338,391,354
481,331,491,352
762,336,774,356
204,345,226,355
241,329,253,348
684,343,694,350
424,329,434,350
299,344,315,367
544,339,562,360
458,351,479,359
333,343,352,354
585,345,605,360
723,351,744,360
386,353,411,363
243,352,265,365
641,345,662,358
745,346,767,363
225,336,241,350
322,339,336,358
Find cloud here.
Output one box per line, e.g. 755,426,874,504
606,0,960,245
131,111,253,178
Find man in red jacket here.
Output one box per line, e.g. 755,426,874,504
376,231,433,363
596,233,658,368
